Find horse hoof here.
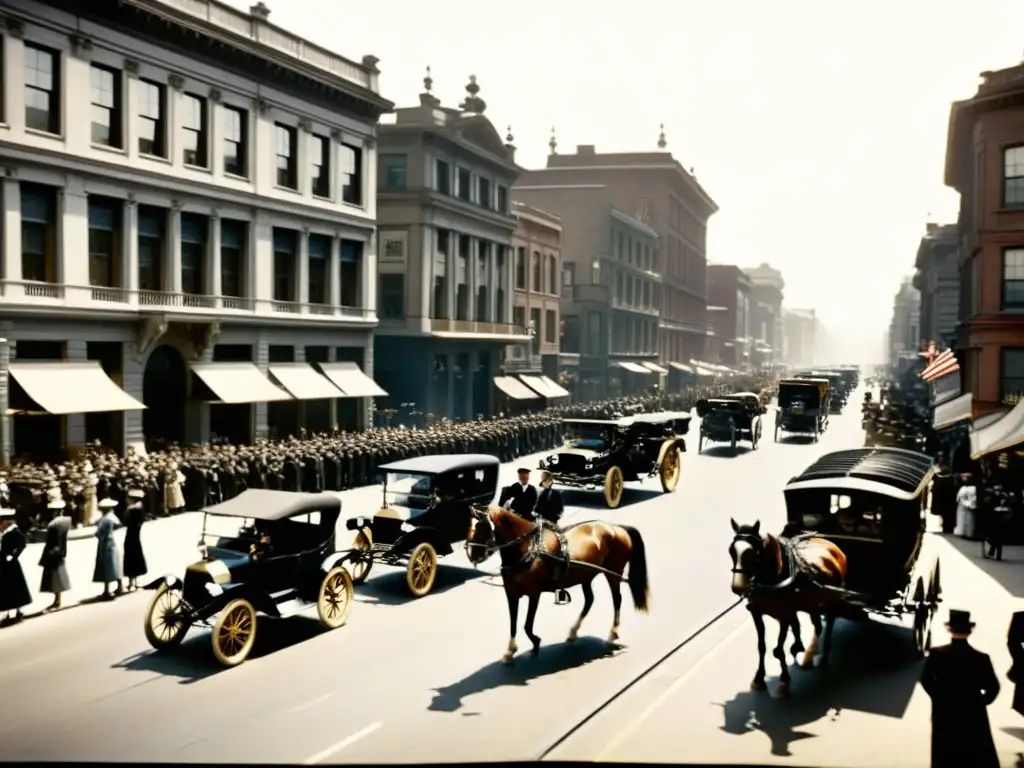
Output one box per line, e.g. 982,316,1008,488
606,631,620,644
502,653,515,665
750,679,767,692
799,658,815,669
815,656,828,670
773,683,791,699
566,632,578,643
531,641,542,655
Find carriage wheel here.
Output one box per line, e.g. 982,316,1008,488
774,423,780,442
913,604,932,658
729,426,737,452
604,466,625,508
751,425,759,450
928,559,942,603
317,566,354,629
659,447,681,493
211,599,258,667
406,542,438,597
348,531,373,584
698,433,705,452
143,583,189,650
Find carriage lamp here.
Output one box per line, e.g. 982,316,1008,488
547,454,558,465
197,538,208,559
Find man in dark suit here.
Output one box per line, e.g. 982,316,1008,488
1007,611,1024,717
920,609,1000,768
498,468,537,519
533,470,565,525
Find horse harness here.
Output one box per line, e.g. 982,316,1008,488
732,531,821,598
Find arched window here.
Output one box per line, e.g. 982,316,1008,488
548,255,558,296
532,251,542,292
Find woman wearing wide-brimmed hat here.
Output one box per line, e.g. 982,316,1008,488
39,494,72,611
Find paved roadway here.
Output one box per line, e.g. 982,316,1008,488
0,398,865,764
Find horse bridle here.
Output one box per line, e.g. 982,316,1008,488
463,509,537,561
730,532,765,579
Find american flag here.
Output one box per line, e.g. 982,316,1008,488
920,348,959,382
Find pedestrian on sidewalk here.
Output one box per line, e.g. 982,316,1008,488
39,495,71,612
1008,612,1024,719
163,463,185,517
920,609,1000,768
92,498,124,600
955,474,977,539
931,455,957,534
122,488,148,592
0,507,31,626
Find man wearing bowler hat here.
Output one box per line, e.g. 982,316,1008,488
498,468,537,520
920,608,1000,768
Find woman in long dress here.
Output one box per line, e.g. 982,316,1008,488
92,499,124,599
0,508,32,625
39,494,72,611
122,489,148,591
163,463,186,516
955,474,978,539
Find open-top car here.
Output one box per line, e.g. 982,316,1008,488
695,392,766,452
143,490,354,667
541,411,691,508
775,377,829,441
344,454,500,598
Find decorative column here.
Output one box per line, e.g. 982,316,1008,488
122,195,139,304
328,235,341,311
487,242,497,324
445,230,456,325
65,341,87,447
122,341,146,454
467,237,478,324
0,334,12,467
361,232,376,317
2,177,23,283
168,201,183,294
420,228,432,332
167,73,185,168
327,346,338,429
361,339,374,430
208,212,222,299
297,228,310,306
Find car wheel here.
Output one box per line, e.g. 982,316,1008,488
406,542,438,597
604,466,624,508
659,447,681,493
143,583,189,651
348,531,373,584
211,599,258,667
317,566,354,629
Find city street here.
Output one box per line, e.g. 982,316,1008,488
0,400,866,764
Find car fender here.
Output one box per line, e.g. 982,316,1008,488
656,438,685,466
144,574,182,591
391,527,453,558
196,583,280,620
321,552,353,573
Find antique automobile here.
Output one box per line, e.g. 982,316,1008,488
774,377,829,441
782,447,941,656
344,454,500,598
695,392,765,452
541,411,691,508
143,490,354,667
797,370,846,411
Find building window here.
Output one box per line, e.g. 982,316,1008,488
275,124,297,189
222,105,248,177
308,233,330,304
180,213,206,295
495,245,507,323
90,64,121,148
532,251,543,293
478,177,491,209
379,274,405,319
513,305,526,330
530,308,542,355
24,43,60,135
1005,147,1024,208
272,228,297,302
1001,348,1024,405
457,167,472,201
339,240,362,307
476,241,490,322
1002,248,1024,309
497,186,508,214
220,220,246,298
87,198,119,287
545,309,557,344
455,235,470,321
137,206,166,291
436,159,451,195
181,94,208,168
138,79,166,157
380,154,406,191
341,143,362,205
20,185,57,283
563,264,575,289
515,247,526,289
434,229,449,319
310,134,330,198
548,256,558,296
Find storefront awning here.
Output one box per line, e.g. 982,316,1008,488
933,392,973,430
268,364,344,400
191,363,292,404
642,362,670,374
8,361,147,414
539,375,570,398
494,376,540,400
689,360,718,377
518,375,569,399
617,362,651,374
971,399,1024,459
316,362,388,397
669,362,695,374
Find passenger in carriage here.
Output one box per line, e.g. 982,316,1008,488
533,471,564,526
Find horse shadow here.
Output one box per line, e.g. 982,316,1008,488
718,619,921,757
428,636,620,713
354,565,484,606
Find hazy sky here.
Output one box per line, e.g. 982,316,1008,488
227,0,1024,359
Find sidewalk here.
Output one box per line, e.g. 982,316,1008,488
548,526,1024,767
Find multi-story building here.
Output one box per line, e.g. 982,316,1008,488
372,75,527,420
946,61,1024,417
508,201,561,380
783,308,817,368
745,263,785,370
0,0,391,462
913,222,960,349
706,264,752,370
514,136,718,372
888,278,921,368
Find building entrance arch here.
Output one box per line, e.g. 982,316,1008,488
143,344,187,450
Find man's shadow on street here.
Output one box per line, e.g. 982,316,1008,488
717,619,922,757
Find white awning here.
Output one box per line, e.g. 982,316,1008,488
519,375,568,399
669,362,695,374
268,364,344,400
642,362,670,374
316,362,388,397
971,399,1024,459
494,376,540,400
8,361,147,414
191,362,292,404
539,375,570,398
933,392,973,430
617,361,651,374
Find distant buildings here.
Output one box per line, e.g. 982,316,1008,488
913,223,960,350
706,265,752,370
745,263,786,370
888,278,921,368
783,308,818,369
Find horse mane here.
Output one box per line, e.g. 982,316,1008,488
485,505,533,538
762,532,785,581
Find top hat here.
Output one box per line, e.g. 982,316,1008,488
946,609,975,634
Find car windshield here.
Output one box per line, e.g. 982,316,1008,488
564,423,611,449
201,511,322,549
385,472,436,510
779,387,818,408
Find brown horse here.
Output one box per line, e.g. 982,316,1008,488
729,519,847,697
466,506,650,664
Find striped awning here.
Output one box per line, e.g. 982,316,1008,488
920,349,959,382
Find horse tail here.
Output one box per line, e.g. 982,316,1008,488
619,525,650,613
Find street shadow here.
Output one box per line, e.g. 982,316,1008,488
775,435,818,446
1001,726,1024,743
717,618,921,757
428,636,620,712
696,445,753,458
354,564,485,606
943,536,1024,598
561,487,661,510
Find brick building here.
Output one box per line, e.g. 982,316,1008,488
913,223,960,349
745,263,786,369
706,264,751,370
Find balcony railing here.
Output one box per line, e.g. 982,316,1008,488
430,319,528,336
0,280,375,322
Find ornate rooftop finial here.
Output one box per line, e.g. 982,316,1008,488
250,2,270,19
657,123,667,149
459,75,487,114
506,125,515,146
549,126,557,155
423,65,433,94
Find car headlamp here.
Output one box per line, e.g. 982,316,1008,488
547,454,558,465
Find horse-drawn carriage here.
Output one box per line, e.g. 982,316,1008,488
796,370,846,413
774,377,829,441
695,392,766,452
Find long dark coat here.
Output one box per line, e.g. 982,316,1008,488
92,512,123,583
1007,612,1024,716
534,487,565,524
0,526,32,611
920,639,1000,768
38,514,71,594
122,503,147,578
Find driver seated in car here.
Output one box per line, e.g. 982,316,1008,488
249,522,274,560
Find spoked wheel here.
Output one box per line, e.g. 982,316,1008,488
751,425,759,450
348,531,373,584
913,604,932,658
604,465,625,508
317,566,354,629
211,599,258,667
774,424,780,442
659,447,681,492
144,583,190,650
406,542,438,597
729,426,737,452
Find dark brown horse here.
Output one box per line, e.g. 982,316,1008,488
466,506,650,664
729,519,847,697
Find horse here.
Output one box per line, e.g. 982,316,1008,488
728,518,847,698
466,505,650,664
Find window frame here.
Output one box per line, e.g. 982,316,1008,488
219,220,247,299
1000,347,1024,406
380,154,407,191
274,123,298,190
89,63,121,149
24,42,61,136
137,78,167,158
311,134,331,199
181,93,209,169
1005,145,1024,209
340,143,363,205
1002,247,1024,310
87,198,120,288
222,105,248,178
